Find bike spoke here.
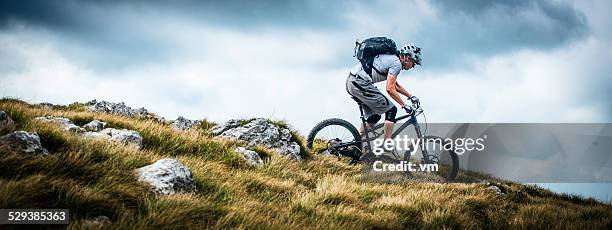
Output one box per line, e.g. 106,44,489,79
315,126,356,143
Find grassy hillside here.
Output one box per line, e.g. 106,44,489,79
1,98,611,229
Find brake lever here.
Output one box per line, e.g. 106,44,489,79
412,105,423,116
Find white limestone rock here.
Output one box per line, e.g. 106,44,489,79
488,185,504,196
234,147,264,167
171,116,199,130
83,120,107,132
86,100,149,118
135,159,197,195
83,128,143,149
0,131,49,155
34,116,85,133
214,118,302,160
0,111,15,133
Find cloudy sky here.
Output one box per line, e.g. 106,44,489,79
1,0,611,133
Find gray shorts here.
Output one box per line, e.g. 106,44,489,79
345,74,394,119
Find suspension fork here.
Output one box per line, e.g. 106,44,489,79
413,122,430,162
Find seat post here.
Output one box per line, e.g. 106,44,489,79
357,102,372,156
358,104,367,122
351,96,367,123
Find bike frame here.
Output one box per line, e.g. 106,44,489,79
334,103,427,161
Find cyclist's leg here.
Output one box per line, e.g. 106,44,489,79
360,113,380,137
358,107,379,152
346,75,395,151
382,106,401,158
383,106,397,139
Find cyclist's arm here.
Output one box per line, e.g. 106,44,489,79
386,74,406,107
395,82,412,98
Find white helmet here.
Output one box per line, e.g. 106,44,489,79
400,43,422,65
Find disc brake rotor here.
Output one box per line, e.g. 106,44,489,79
427,155,439,164
327,138,342,155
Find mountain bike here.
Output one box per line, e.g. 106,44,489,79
306,97,459,181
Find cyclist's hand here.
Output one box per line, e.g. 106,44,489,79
402,105,414,115
409,96,420,107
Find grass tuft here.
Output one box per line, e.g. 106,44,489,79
1,97,611,229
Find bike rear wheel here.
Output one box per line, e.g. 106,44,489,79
403,135,459,182
307,118,361,159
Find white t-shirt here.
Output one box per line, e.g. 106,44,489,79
350,54,402,84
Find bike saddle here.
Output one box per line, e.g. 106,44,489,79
350,96,363,105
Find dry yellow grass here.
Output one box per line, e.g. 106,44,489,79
0,98,611,229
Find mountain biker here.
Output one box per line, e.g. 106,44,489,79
345,43,422,152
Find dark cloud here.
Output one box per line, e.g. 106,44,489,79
0,0,352,71
0,0,179,71
0,0,592,71
437,0,587,46
0,0,348,31
166,0,349,30
0,0,77,30
421,0,588,69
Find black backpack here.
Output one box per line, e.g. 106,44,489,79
354,37,399,76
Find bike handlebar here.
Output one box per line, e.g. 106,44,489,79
395,103,423,122
408,102,423,116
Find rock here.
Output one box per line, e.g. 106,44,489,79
86,100,150,118
211,119,240,135
276,139,301,159
83,128,143,149
488,185,504,196
32,115,141,148
85,100,165,122
214,118,301,160
105,129,142,148
38,102,54,109
0,111,15,133
0,131,49,155
235,147,264,167
83,120,107,132
34,116,85,133
82,131,110,140
170,116,199,130
135,159,197,195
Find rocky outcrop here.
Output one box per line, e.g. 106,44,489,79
0,111,15,133
34,116,85,133
0,131,49,155
211,119,240,135
170,116,199,130
135,159,197,195
235,147,264,167
34,116,142,148
213,118,301,160
83,120,107,132
83,128,143,148
86,100,151,118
